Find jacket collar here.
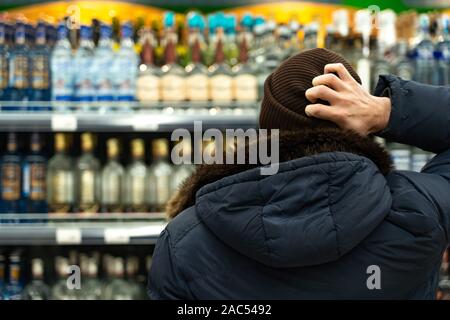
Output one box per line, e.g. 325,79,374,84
166,127,392,218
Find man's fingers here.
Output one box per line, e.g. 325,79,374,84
305,104,343,123
312,73,345,91
305,85,340,104
324,63,353,82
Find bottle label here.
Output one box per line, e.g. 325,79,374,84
161,74,186,101
1,163,21,201
186,74,209,101
30,163,46,200
80,170,95,203
136,74,160,102
210,74,233,102
10,54,29,89
131,176,146,205
52,170,73,203
0,55,8,89
102,174,121,204
51,58,73,98
233,74,258,102
31,55,50,89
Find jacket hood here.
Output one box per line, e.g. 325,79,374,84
167,128,393,268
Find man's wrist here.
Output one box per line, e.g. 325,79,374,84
371,96,392,134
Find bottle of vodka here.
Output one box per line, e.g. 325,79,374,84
436,15,450,86
4,252,23,300
125,139,147,212
9,22,29,105
0,22,10,101
93,24,114,109
101,138,124,213
78,255,102,300
136,28,160,104
29,22,51,103
113,23,138,105
22,258,50,300
170,139,194,195
413,14,437,85
51,256,78,300
51,23,73,111
103,257,134,300
147,139,172,212
74,25,95,110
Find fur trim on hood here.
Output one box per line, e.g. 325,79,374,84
166,127,392,219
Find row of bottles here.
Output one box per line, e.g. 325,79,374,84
0,250,150,300
387,142,434,172
0,132,195,214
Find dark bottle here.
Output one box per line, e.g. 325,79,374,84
22,133,47,213
0,133,22,214
9,22,29,104
29,22,51,103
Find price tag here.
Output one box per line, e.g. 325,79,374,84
51,115,78,131
56,229,82,244
104,229,130,244
132,117,159,131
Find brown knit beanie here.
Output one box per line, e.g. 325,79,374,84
259,48,361,130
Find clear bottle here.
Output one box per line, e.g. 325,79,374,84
223,15,239,67
185,37,209,102
0,132,22,214
394,40,414,81
126,256,144,300
75,133,100,214
22,132,47,213
51,256,78,300
101,138,124,213
22,258,50,300
160,33,186,102
4,252,23,300
0,22,10,101
136,28,160,103
74,25,95,108
208,28,233,103
125,139,147,212
47,133,74,214
103,257,134,300
78,255,102,300
389,142,411,171
113,22,138,103
371,39,391,92
29,22,51,103
147,139,172,212
93,24,114,106
232,36,257,103
436,15,450,86
413,14,438,85
50,23,73,109
170,139,194,195
411,147,429,173
9,22,29,104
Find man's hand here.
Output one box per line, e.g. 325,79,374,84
305,63,392,136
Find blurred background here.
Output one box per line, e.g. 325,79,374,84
0,0,449,300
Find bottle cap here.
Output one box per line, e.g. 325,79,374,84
81,132,94,152
107,138,119,159
152,138,169,158
131,139,145,158
31,258,44,278
54,133,67,152
163,11,175,29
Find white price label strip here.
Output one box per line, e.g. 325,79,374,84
51,115,77,131
104,229,130,244
56,229,82,244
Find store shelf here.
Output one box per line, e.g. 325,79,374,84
0,101,259,132
0,213,167,246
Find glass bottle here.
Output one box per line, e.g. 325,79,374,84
74,25,95,108
47,133,74,214
208,28,233,103
126,256,144,299
9,22,29,104
413,14,437,85
0,22,10,101
160,33,186,102
113,22,138,103
101,138,124,213
22,258,50,300
185,37,209,102
136,28,160,104
29,22,51,103
93,24,114,107
147,138,172,212
75,132,100,214
78,255,102,300
170,139,194,195
125,139,147,212
232,35,257,103
1,132,22,214
50,23,73,110
436,15,450,86
3,253,23,300
103,257,134,300
22,132,47,213
394,40,414,81
50,256,78,300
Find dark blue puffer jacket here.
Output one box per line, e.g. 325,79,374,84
149,76,450,299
